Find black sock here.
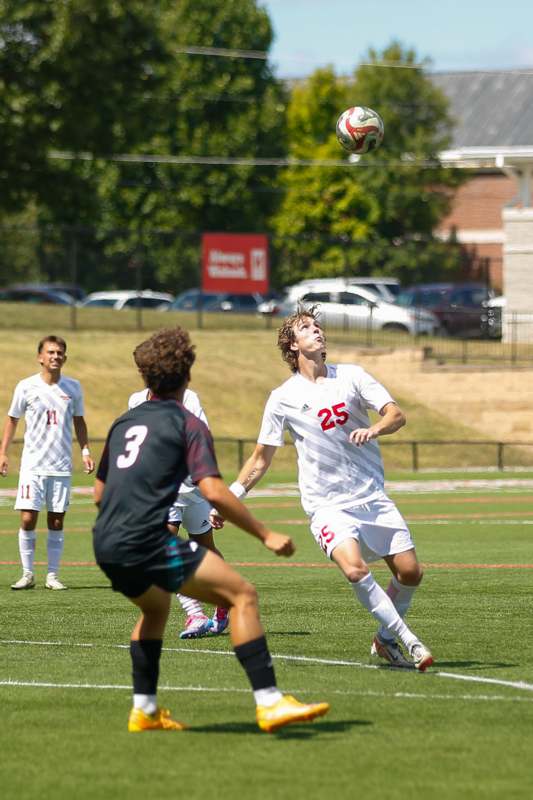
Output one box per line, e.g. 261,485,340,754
234,636,276,690
130,639,162,695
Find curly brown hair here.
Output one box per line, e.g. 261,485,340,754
277,305,325,373
133,327,196,395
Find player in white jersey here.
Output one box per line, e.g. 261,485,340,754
222,307,434,671
0,335,95,590
128,387,229,638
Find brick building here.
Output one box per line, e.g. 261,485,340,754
432,71,533,299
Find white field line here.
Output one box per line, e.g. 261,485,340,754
1,678,532,705
1,638,533,695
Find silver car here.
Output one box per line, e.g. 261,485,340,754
274,284,440,335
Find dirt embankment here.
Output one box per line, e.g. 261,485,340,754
328,347,533,442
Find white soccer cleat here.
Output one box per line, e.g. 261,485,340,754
410,642,434,672
11,572,35,591
45,573,67,590
371,635,412,668
179,613,212,639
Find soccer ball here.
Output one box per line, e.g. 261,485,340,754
336,106,384,154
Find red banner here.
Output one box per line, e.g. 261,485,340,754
202,233,269,294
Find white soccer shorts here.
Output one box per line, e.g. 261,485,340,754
14,473,71,513
309,495,414,561
167,495,212,535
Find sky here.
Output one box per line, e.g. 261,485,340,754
261,0,533,77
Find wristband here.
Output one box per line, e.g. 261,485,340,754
229,480,247,499
82,447,91,457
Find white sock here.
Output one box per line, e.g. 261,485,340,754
18,529,36,574
253,686,283,707
351,573,419,652
133,694,157,715
176,593,205,617
47,530,64,576
378,576,417,643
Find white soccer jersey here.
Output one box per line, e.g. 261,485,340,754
258,364,394,515
9,373,85,476
128,386,208,498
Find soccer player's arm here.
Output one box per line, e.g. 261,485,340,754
93,437,110,507
72,387,94,474
0,415,19,477
229,394,282,500
350,369,406,446
186,417,293,557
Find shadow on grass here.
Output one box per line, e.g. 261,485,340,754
435,660,519,670
188,718,371,737
63,585,113,590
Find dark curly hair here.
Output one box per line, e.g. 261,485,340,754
277,305,325,373
133,327,196,395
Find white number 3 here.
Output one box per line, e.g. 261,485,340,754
116,425,148,469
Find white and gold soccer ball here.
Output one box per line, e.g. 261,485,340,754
336,106,384,154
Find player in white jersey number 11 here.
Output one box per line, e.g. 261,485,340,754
216,306,434,671
0,335,95,591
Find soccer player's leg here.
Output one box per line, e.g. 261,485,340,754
372,549,424,666
183,501,229,637
44,476,71,589
127,583,187,732
311,508,432,670
180,550,329,732
12,474,42,590
169,504,212,638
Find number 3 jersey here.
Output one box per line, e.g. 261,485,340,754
258,364,395,515
93,398,221,565
8,373,85,476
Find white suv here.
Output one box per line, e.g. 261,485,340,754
275,282,440,335
79,290,174,310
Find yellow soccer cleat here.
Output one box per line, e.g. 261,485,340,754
128,707,187,733
256,694,330,733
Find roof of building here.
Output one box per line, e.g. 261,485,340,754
431,71,533,148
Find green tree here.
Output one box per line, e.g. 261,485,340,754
271,43,466,288
271,67,379,286
100,0,287,290
0,0,287,292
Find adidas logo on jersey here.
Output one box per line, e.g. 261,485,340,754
301,404,311,412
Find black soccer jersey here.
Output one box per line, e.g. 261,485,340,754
92,398,221,565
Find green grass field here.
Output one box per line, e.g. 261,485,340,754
1,474,532,800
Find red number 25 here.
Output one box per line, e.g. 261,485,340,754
317,402,349,431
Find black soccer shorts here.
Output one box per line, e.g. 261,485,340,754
98,535,207,598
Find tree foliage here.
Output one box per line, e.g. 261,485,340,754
271,42,467,287
0,0,287,290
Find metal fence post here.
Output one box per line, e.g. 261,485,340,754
69,231,78,331
497,442,504,471
412,441,419,471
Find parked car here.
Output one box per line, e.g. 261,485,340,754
273,283,440,335
258,277,401,315
168,289,266,313
0,282,86,303
167,289,224,311
79,290,174,310
0,285,75,305
203,292,265,314
395,282,498,338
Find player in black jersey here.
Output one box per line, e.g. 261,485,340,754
93,327,329,733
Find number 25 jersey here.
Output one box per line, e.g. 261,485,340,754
258,364,395,515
